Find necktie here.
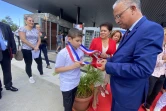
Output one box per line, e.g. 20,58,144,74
120,29,130,43
124,29,130,37
0,29,6,51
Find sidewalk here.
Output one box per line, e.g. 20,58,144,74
0,51,90,111
41,51,56,63
0,58,63,111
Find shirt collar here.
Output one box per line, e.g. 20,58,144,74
129,16,143,31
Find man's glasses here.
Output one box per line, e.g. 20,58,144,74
114,7,130,20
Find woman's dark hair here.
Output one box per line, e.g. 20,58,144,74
100,22,113,31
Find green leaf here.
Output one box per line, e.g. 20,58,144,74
76,65,103,98
53,72,59,75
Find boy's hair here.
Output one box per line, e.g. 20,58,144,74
68,28,83,39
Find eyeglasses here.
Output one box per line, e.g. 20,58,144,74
114,7,130,20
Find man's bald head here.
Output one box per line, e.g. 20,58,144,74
113,0,141,11
113,0,143,29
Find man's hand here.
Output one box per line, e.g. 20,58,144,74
97,59,107,71
100,53,108,59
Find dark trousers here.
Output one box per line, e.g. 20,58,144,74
22,49,43,78
163,78,166,89
145,75,165,108
0,80,2,91
39,44,50,66
111,97,138,111
0,49,13,88
62,87,77,111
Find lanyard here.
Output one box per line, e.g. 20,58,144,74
66,42,102,66
66,42,90,64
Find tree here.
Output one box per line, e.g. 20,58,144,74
1,16,18,31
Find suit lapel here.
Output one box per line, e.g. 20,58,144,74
114,16,147,54
117,29,137,50
0,22,7,40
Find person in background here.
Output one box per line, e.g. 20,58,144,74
162,28,166,94
55,32,63,53
162,79,166,93
55,28,84,111
143,29,166,111
65,35,68,46
154,92,166,111
89,22,116,111
35,24,52,69
97,0,164,110
61,32,65,47
0,22,18,99
111,30,122,48
19,16,43,84
14,28,19,39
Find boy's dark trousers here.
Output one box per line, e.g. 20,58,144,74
62,87,77,111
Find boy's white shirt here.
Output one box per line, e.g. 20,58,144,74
55,47,84,91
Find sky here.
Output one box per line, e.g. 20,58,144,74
0,0,32,27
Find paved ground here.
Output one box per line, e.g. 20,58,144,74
0,52,64,111
0,50,90,111
41,51,57,63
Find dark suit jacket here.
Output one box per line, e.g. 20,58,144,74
105,16,164,109
0,22,16,58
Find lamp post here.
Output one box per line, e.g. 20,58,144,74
44,13,48,35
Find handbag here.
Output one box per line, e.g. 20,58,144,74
15,36,23,61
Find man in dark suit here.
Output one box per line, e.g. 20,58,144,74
0,22,18,99
97,0,164,111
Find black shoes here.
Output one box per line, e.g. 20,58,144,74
0,86,18,99
6,86,18,92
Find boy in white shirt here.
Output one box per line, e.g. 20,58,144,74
55,28,84,111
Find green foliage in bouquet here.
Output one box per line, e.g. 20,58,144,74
76,64,103,98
